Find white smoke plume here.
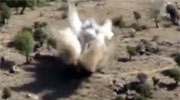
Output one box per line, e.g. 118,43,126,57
50,2,114,73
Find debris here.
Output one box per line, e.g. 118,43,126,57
9,65,20,74
26,93,39,100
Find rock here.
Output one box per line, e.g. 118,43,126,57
122,28,136,38
9,65,20,74
1,27,8,33
136,43,146,55
126,90,137,99
26,93,39,100
160,40,174,47
3,72,10,76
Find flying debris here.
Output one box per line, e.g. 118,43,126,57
51,2,114,73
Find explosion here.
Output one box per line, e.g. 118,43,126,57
50,3,114,73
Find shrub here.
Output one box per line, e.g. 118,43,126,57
22,27,33,33
133,11,141,24
172,52,180,66
33,21,48,48
166,4,179,25
34,21,47,29
152,76,159,89
112,16,126,28
47,38,57,49
134,95,147,100
33,27,47,46
168,68,180,85
148,0,163,28
127,46,137,61
14,29,34,63
154,16,160,28
34,21,41,28
136,84,152,98
137,73,148,84
4,0,37,14
151,35,159,41
130,23,142,31
59,3,68,11
41,22,47,27
114,96,125,100
2,87,11,99
0,3,11,24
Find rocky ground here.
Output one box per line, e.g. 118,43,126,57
0,0,180,100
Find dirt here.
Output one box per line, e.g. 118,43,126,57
0,0,180,100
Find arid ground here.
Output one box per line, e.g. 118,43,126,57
0,0,180,100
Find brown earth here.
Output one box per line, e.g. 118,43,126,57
0,0,180,100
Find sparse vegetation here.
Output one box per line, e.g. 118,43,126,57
0,3,11,25
137,73,148,84
114,96,125,100
167,68,180,85
130,23,142,31
136,84,152,98
127,46,137,61
0,1,180,100
14,29,34,63
152,76,159,90
59,3,68,11
33,21,48,46
33,27,47,46
47,38,57,49
112,16,126,28
166,4,179,25
134,95,147,100
3,0,37,14
133,11,141,25
171,52,180,67
151,35,159,41
148,0,163,28
2,87,11,100
22,27,33,33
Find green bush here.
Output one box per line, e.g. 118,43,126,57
33,28,47,46
33,21,48,46
168,68,180,85
2,87,11,99
136,84,152,98
0,3,11,24
14,29,34,63
127,46,137,61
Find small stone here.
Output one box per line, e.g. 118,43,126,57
9,65,20,74
3,72,10,76
26,93,39,100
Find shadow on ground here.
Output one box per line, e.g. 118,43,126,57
0,58,15,71
11,55,91,100
158,82,178,91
